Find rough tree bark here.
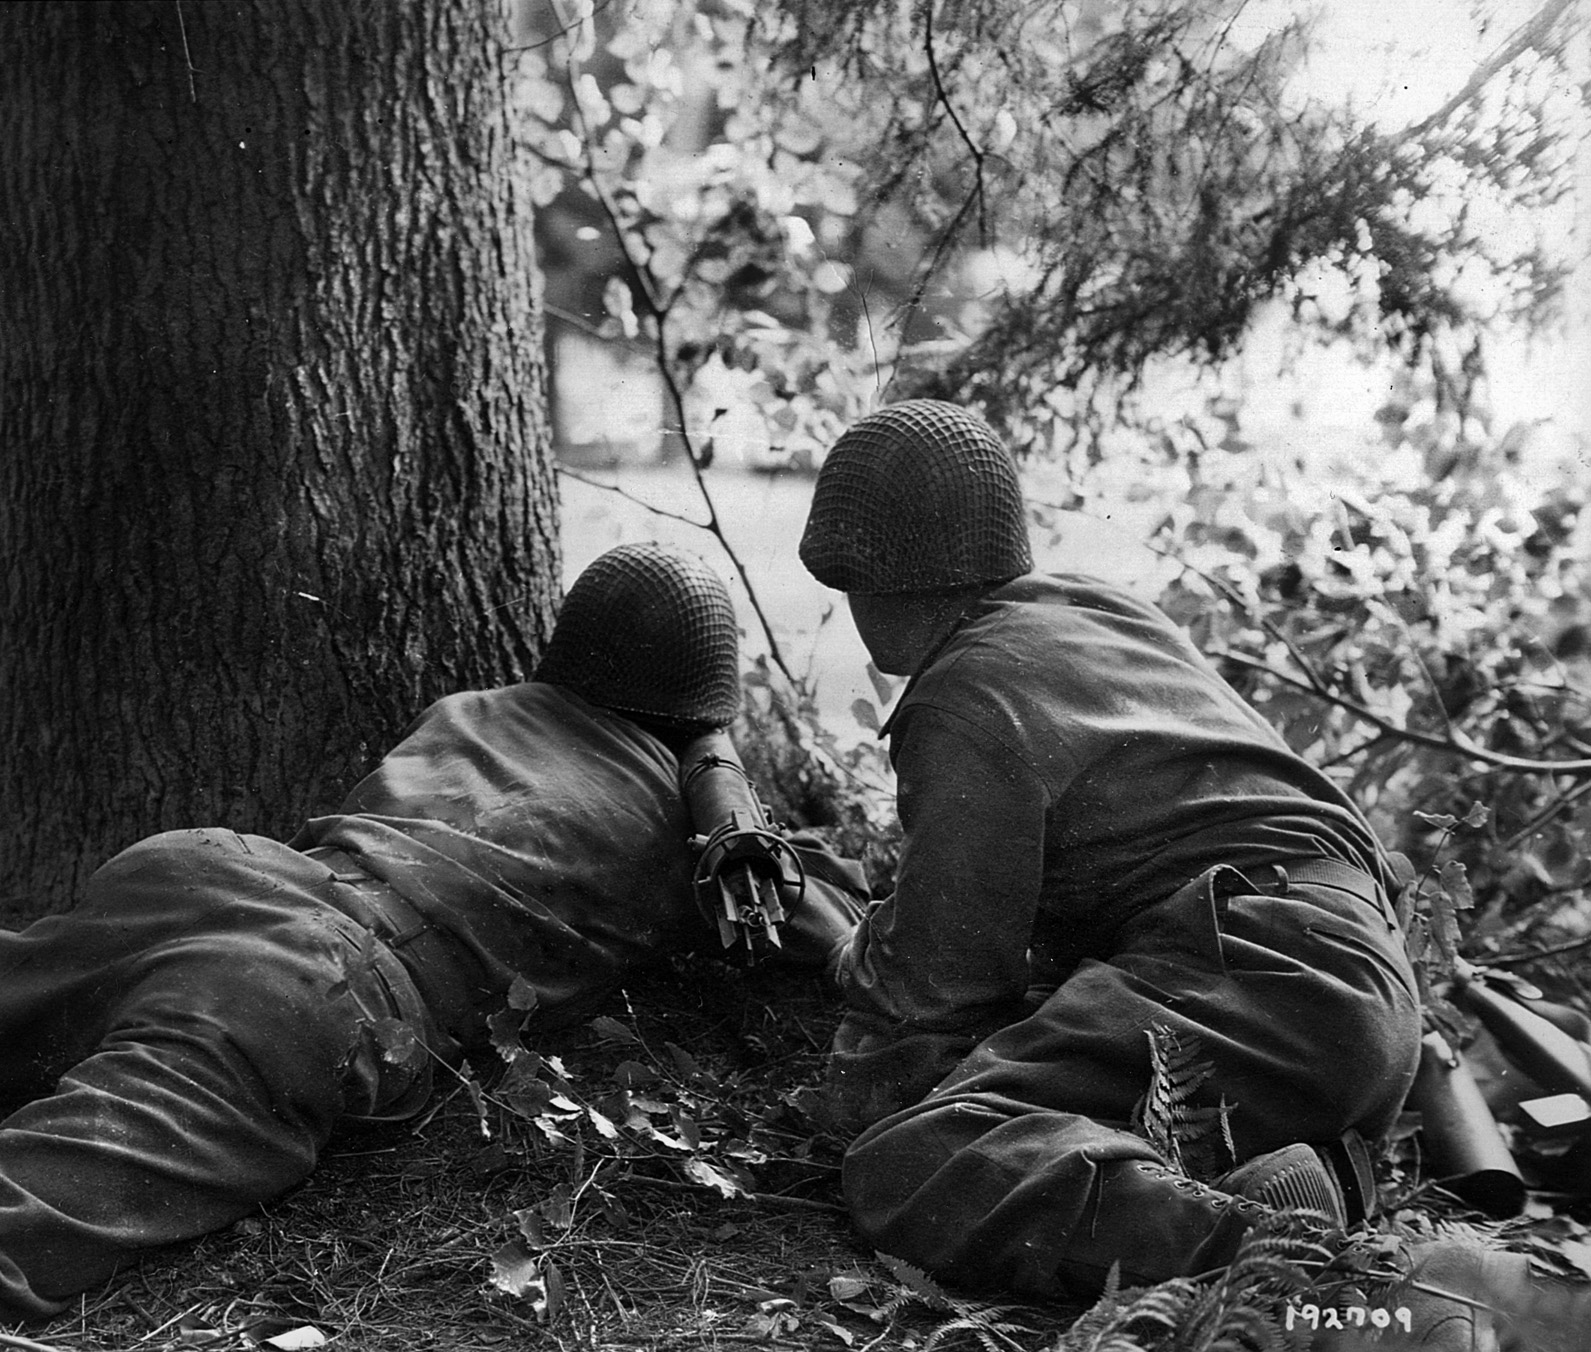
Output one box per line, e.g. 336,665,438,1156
0,0,557,918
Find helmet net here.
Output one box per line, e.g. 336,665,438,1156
799,400,1032,593
535,542,741,729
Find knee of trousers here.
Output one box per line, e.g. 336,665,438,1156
840,1093,1163,1293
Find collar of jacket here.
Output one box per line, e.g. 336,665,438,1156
876,601,984,741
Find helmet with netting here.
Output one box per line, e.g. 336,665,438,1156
799,400,1032,593
535,543,741,730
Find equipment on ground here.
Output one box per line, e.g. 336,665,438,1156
1407,960,1591,1215
680,730,805,962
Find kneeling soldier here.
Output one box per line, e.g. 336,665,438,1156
0,542,867,1318
798,401,1421,1296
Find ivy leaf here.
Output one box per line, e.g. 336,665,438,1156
489,1240,541,1298
613,1059,656,1089
490,1240,566,1320
828,1273,872,1303
684,1157,748,1198
542,1260,567,1323
515,1207,549,1248
589,1015,641,1044
540,1182,574,1229
1428,887,1465,973
865,662,898,705
1438,859,1475,911
371,1017,426,1069
645,1125,694,1152
665,1041,714,1086
507,974,540,1013
851,698,881,734
1413,811,1458,830
498,1060,553,1119
1463,801,1491,829
488,1008,528,1063
586,1105,621,1140
671,1108,703,1150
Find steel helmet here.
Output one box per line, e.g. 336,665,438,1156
799,400,1032,594
535,542,741,729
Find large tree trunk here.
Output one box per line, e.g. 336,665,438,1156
0,1,557,919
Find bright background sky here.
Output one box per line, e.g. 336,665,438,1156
1239,0,1588,442
561,0,1588,729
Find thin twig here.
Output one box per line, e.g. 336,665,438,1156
1215,650,1591,776
1484,932,1591,968
0,1336,75,1352
893,183,982,339
923,2,988,243
173,1,197,104
1397,0,1581,142
135,1301,206,1344
549,23,800,687
620,1173,845,1214
1502,776,1591,851
1029,496,1336,696
649,342,802,688
502,0,621,56
543,303,610,340
557,466,712,530
852,272,883,395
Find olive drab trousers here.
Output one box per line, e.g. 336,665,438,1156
842,865,1422,1296
0,830,437,1318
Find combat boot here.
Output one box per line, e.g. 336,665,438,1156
1054,1141,1358,1291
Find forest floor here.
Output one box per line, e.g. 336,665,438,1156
12,961,1089,1352
12,954,1591,1352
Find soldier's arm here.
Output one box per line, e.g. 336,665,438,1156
827,704,1048,1130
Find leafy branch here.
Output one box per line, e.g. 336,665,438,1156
542,10,801,688
1214,650,1591,778
1397,0,1582,142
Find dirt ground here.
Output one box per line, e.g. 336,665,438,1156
14,955,1591,1350
12,961,1080,1352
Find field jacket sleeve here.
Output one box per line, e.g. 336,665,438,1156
827,703,1049,1133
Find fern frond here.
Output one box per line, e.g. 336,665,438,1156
1054,1276,1201,1351
1135,1025,1237,1180
1200,1303,1285,1352
923,1313,1039,1352
1074,1336,1166,1352
876,1249,956,1311
1099,1262,1123,1305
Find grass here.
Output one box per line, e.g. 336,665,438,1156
13,961,1073,1352
12,946,1591,1349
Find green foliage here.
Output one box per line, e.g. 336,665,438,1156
514,0,1582,461
517,0,1591,1228
1140,395,1591,970
1135,1025,1237,1182
514,2,1589,972
1049,1213,1360,1352
735,654,903,890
